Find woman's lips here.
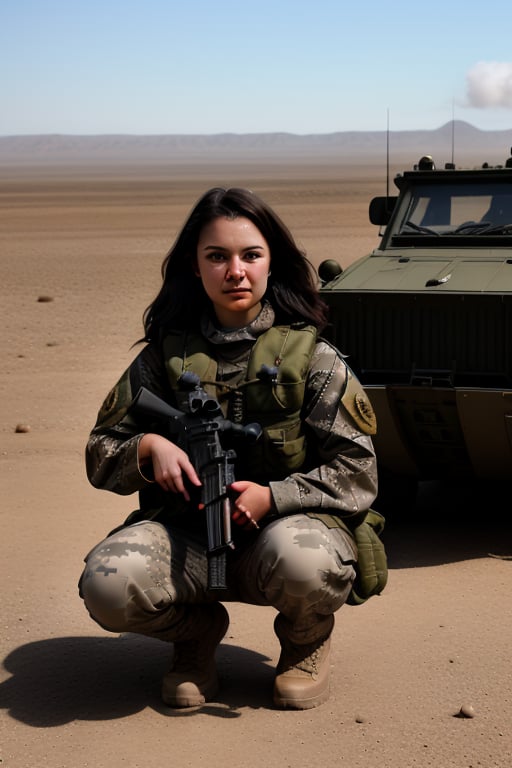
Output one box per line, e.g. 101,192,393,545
224,287,250,294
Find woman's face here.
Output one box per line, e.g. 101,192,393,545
195,216,271,328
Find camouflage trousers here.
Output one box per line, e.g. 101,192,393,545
79,514,357,644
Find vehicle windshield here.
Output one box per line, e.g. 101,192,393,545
393,182,512,237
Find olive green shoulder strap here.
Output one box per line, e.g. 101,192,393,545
246,325,317,410
248,325,317,380
162,332,218,397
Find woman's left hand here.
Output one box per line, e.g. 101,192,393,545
229,480,272,530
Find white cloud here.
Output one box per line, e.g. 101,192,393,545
466,62,512,108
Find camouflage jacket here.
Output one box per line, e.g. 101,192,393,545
86,304,378,528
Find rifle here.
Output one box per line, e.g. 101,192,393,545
131,372,261,590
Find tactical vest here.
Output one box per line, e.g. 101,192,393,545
162,324,317,481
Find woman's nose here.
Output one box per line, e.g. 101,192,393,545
226,257,245,280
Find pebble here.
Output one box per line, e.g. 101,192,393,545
37,295,54,302
457,704,475,718
15,424,31,433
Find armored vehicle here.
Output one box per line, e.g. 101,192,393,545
319,150,512,502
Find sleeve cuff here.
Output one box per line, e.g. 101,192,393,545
268,478,302,515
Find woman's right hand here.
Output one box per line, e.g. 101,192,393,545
138,433,201,501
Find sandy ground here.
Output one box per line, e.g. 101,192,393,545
1,163,511,768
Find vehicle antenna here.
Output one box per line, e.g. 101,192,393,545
451,99,455,166
386,108,390,199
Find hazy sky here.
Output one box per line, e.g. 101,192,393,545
2,0,512,136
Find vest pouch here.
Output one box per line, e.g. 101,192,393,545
161,324,317,480
266,427,306,472
250,421,306,477
347,508,388,606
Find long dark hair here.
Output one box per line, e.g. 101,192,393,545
143,187,329,340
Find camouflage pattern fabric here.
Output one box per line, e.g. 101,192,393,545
86,304,377,525
79,515,356,644
81,304,377,640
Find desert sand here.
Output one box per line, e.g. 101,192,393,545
1,161,511,768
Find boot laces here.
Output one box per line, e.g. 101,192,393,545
280,638,327,675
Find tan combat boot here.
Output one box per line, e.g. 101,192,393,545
273,613,334,709
161,602,229,708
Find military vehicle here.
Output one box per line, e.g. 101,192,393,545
319,149,512,506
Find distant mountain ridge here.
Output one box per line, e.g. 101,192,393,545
1,121,512,166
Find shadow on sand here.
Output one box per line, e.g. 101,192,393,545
2,481,510,727
0,634,275,726
381,478,512,568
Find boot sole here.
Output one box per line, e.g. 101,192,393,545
162,677,219,708
273,684,330,710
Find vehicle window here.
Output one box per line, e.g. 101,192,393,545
396,183,512,236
